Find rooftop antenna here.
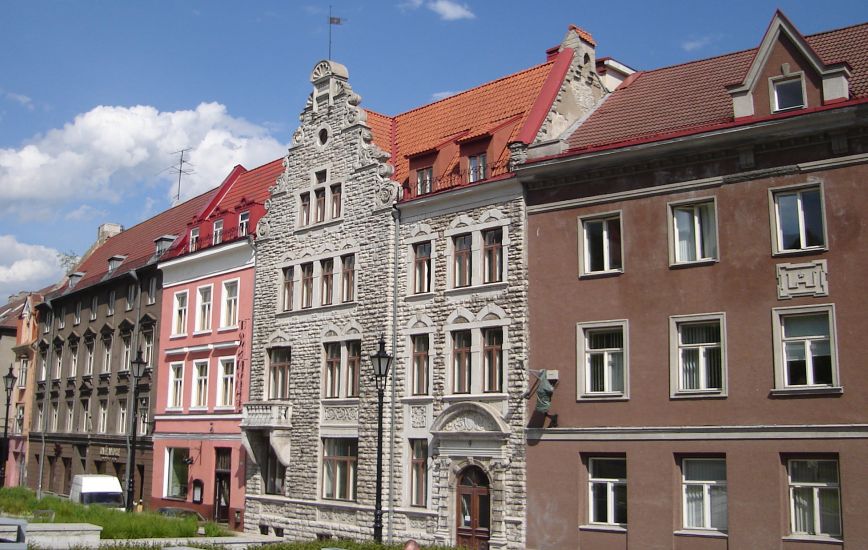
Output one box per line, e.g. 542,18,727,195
328,6,344,60
169,148,195,204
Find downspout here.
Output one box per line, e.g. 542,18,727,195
124,270,142,507
387,202,401,544
36,299,54,499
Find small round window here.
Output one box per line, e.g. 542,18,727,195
318,128,329,146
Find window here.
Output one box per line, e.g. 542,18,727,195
324,341,360,399
58,306,65,329
483,229,503,284
166,448,190,498
107,290,115,316
126,283,135,311
196,286,212,332
413,242,432,294
189,228,199,252
469,153,487,182
192,361,208,409
774,77,805,111
341,255,355,302
268,347,291,400
577,321,628,398
79,398,90,431
301,263,314,308
453,234,472,288
323,438,357,501
138,397,149,435
35,404,43,431
483,328,503,393
411,335,429,396
121,334,131,371
221,280,238,328
581,214,622,275
670,315,726,396
772,186,825,253
69,344,78,377
53,347,62,379
417,167,433,195
300,192,311,226
671,201,717,264
102,336,112,373
17,359,27,388
84,340,94,375
66,401,74,432
588,458,627,527
315,188,326,223
39,350,47,381
172,292,187,336
281,267,294,312
452,330,471,394
142,330,153,367
682,459,727,531
213,219,223,245
331,184,342,218
74,301,81,325
773,306,838,389
321,259,334,306
346,341,360,398
90,296,98,320
147,277,157,305
97,400,108,433
117,399,127,433
410,439,428,507
264,439,286,495
217,358,236,408
788,459,840,537
324,343,341,399
168,362,184,409
14,406,24,434
238,211,250,237
50,402,58,432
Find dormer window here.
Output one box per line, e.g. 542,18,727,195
238,212,250,237
189,228,199,252
773,76,805,112
107,255,126,272
213,220,223,245
417,167,433,195
469,153,487,183
68,272,85,289
154,235,176,256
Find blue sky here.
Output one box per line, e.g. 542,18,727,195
1,0,866,299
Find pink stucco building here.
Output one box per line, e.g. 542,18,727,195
151,159,282,528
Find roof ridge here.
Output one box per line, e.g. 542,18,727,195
806,20,868,38
102,186,217,240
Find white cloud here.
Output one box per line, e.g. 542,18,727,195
0,102,287,215
1,88,35,110
431,90,458,101
398,0,424,10
681,34,720,52
427,0,474,20
0,235,64,300
64,204,108,222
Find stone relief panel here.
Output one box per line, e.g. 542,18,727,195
322,404,359,424
776,260,828,299
410,405,427,428
441,411,496,433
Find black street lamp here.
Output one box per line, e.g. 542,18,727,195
126,350,148,512
0,364,16,487
369,335,393,543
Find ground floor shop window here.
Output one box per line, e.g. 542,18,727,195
166,447,190,499
322,438,357,501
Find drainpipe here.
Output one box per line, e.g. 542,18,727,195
36,299,54,499
245,233,258,531
124,270,142,508
387,202,401,544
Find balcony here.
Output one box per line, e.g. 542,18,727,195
241,401,292,430
405,159,511,200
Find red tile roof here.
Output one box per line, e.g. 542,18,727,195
218,158,285,209
0,297,25,330
565,22,868,152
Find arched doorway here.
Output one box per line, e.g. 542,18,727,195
456,466,490,549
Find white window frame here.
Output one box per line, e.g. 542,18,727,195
668,198,718,265
164,447,190,499
65,401,74,432
191,360,209,409
212,219,223,245
238,211,250,237
142,330,153,368
578,211,623,276
681,458,727,532
17,358,28,388
416,166,433,195
771,304,839,393
97,399,108,433
69,343,78,377
126,283,135,311
138,397,149,435
220,279,239,329
669,313,727,398
90,296,98,321
147,277,157,305
444,217,510,291
787,458,841,538
117,399,127,434
576,320,629,400
171,291,188,336
468,152,487,183
121,333,131,372
189,228,199,252
107,290,115,316
58,306,65,329
769,183,827,255
74,301,81,325
84,340,94,376
168,362,184,410
587,457,627,528
216,357,236,409
101,335,112,374
195,284,213,333
770,73,806,113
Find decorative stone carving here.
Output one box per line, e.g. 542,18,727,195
441,411,494,432
411,405,426,428
255,218,271,239
407,515,429,531
776,260,828,299
323,405,358,423
311,61,332,82
293,126,305,146
319,508,355,524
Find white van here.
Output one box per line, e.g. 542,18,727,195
69,475,125,509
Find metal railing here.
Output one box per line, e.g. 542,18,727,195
407,159,512,200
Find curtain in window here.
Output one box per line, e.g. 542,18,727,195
675,209,696,261
778,193,802,249
700,204,717,259
818,488,840,536
801,190,824,247
589,354,605,392
710,486,728,530
685,485,703,527
681,349,699,390
792,487,814,533
610,352,624,393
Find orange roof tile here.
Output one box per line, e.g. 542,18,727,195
219,158,285,208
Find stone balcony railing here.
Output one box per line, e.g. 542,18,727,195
241,401,293,430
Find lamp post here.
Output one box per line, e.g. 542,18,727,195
126,350,148,512
369,335,393,543
0,364,16,487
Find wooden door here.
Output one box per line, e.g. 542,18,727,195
456,466,490,550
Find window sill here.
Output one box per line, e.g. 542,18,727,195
277,301,355,317
401,395,434,404
295,217,343,234
782,534,842,545
443,393,507,403
214,405,235,411
669,258,718,269
170,334,187,339
579,524,626,534
189,406,208,412
670,390,727,400
675,529,727,539
405,292,435,302
578,393,628,401
322,397,360,405
770,386,843,397
772,247,828,258
578,270,623,280
445,281,508,297
217,326,238,333
192,330,212,336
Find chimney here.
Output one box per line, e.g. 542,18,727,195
97,223,123,245
560,24,597,67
